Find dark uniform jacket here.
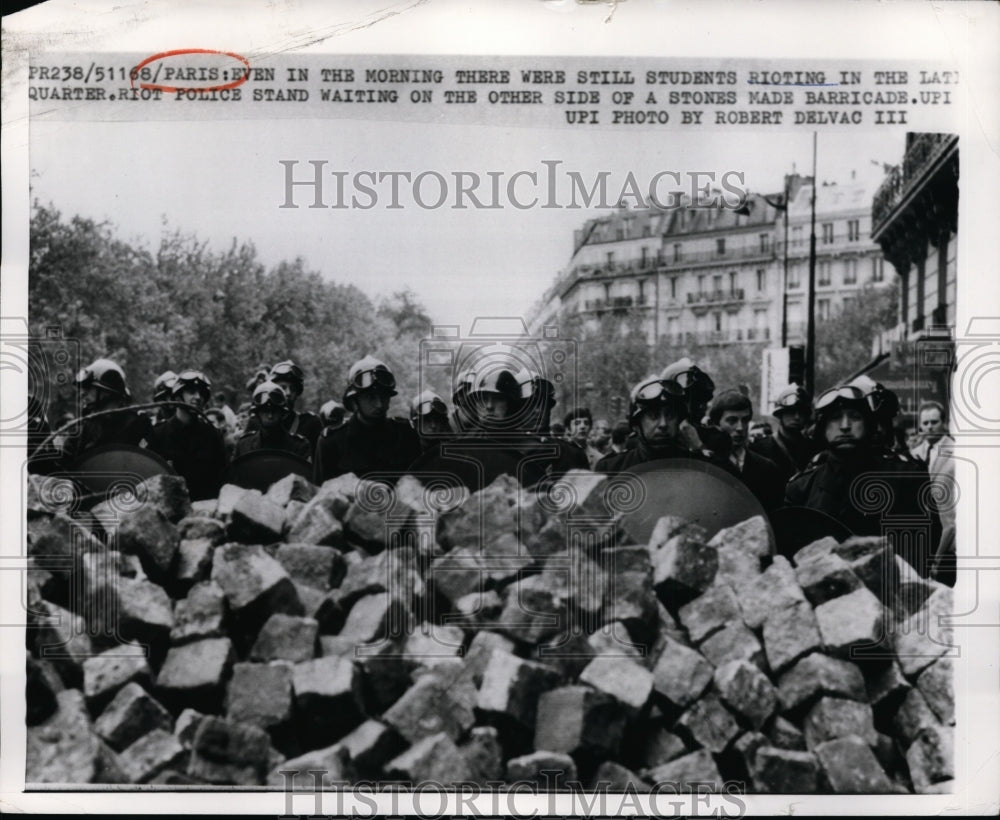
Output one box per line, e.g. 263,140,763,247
784,447,938,574
595,438,721,476
234,425,312,462
750,430,817,483
731,448,784,513
314,416,421,484
60,409,153,469
149,416,228,501
284,410,323,451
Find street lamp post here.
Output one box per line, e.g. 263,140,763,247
804,132,818,397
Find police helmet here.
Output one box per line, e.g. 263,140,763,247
813,384,876,426
410,390,449,423
629,375,686,422
515,368,557,407
319,400,346,427
660,357,715,397
252,379,289,412
470,367,521,403
172,369,212,403
343,356,397,408
153,370,178,402
269,360,304,391
76,358,130,400
849,375,900,420
772,383,812,416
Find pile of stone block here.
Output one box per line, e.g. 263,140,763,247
24,469,954,792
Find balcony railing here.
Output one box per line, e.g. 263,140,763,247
872,133,959,235
687,288,745,305
582,295,649,312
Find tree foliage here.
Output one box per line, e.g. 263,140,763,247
28,203,434,419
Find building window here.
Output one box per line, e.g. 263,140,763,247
670,277,678,300
607,251,614,265
872,257,885,282
756,269,766,292
713,274,723,293
844,259,857,285
714,313,723,332
818,299,831,320
638,280,646,302
847,219,860,241
788,263,801,289
642,223,651,238
604,283,611,301
673,243,682,262
822,223,834,244
792,226,804,247
616,227,624,241
819,261,832,286
759,233,770,253
716,238,726,255
698,275,706,294
641,246,648,267
729,271,737,292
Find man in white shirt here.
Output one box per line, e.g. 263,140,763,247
910,400,956,583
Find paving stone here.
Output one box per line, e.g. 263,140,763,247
229,490,285,544
495,572,570,644
337,719,406,773
834,536,897,598
777,653,867,713
215,484,250,518
353,638,411,715
249,614,318,663
190,498,219,517
739,555,806,630
401,623,465,673
330,546,425,613
385,731,473,784
437,475,521,553
762,600,823,674
528,631,596,679
893,586,954,678
226,662,293,730
650,528,718,603
814,736,894,793
916,658,953,725
137,474,193,522
476,650,563,728
803,696,877,750
156,638,234,711
639,727,688,769
266,473,317,507
26,474,78,516
82,644,152,712
885,555,936,616
905,724,954,793
792,535,839,566
643,749,722,790
210,543,302,646
32,599,93,689
292,656,365,744
287,497,347,548
111,505,181,581
460,726,504,785
275,543,346,592
814,586,886,658
174,708,205,748
534,685,627,757
430,547,489,604
752,746,820,793
171,581,227,644
650,635,713,708
699,622,765,670
187,715,273,785
707,515,771,559
119,729,187,783
178,515,227,542
591,760,649,791
26,689,126,784
505,750,578,789
28,512,101,560
94,681,172,751
338,593,412,644
383,664,478,744
603,545,659,641
768,715,807,751
266,743,351,788
714,660,777,730
27,655,62,726
713,545,762,587
116,576,174,648
175,538,215,589
674,693,740,754
462,631,517,688
578,656,653,714
891,687,941,746
731,731,768,780
866,660,911,712
677,584,741,644
449,589,504,631
795,552,862,606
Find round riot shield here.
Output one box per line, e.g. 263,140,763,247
222,450,312,492
617,457,773,547
68,443,175,496
769,506,853,560
407,438,549,493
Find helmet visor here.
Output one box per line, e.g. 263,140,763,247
253,388,288,409
635,379,685,403
414,397,449,418
775,387,810,409
814,385,866,412
270,362,303,382
672,368,715,394
351,367,396,391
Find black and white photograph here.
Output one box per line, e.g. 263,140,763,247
2,1,998,815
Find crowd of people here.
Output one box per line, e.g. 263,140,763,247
26,351,955,583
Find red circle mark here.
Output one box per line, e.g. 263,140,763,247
129,48,251,94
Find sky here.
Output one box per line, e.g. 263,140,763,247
29,116,904,331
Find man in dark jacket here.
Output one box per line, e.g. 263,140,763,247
751,383,817,482
235,380,312,461
313,356,420,483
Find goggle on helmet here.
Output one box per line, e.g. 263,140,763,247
252,380,289,411
629,377,686,421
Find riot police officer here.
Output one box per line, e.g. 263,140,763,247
785,385,936,572
269,360,323,451
596,375,698,474
235,380,312,461
410,390,452,451
514,369,589,476
61,359,152,467
660,358,731,460
451,368,477,433
152,370,178,424
313,356,420,483
849,375,909,458
149,369,228,501
319,400,347,431
750,383,818,482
